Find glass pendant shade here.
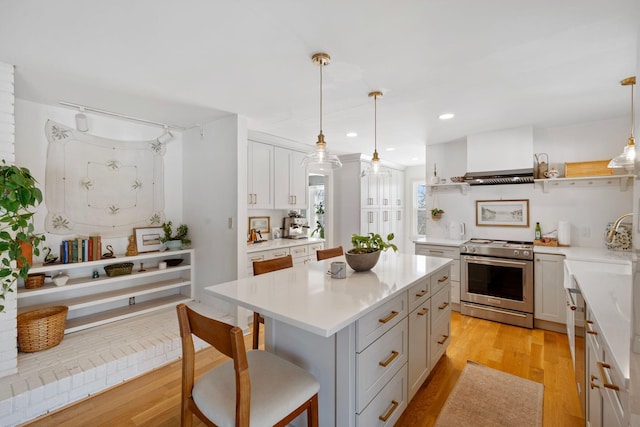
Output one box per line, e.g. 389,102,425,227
362,91,390,178
301,53,342,170
608,76,636,169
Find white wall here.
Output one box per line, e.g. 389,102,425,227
14,99,184,258
424,116,633,247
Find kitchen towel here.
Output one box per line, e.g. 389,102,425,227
558,221,571,246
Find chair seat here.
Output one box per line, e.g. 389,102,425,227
193,350,320,427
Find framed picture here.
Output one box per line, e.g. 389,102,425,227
248,216,270,234
134,226,164,253
476,199,530,227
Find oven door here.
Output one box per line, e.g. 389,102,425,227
461,255,533,313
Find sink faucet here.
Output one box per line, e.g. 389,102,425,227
606,212,633,244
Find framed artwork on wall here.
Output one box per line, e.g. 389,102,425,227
248,216,270,234
134,226,164,252
476,199,529,227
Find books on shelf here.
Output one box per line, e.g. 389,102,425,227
59,235,102,264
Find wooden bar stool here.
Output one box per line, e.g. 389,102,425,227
176,303,319,427
251,255,293,349
316,246,344,261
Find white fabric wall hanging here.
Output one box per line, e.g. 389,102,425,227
44,120,166,237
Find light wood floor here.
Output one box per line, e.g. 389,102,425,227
23,312,583,427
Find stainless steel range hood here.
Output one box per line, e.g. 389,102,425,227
465,126,534,185
463,168,534,185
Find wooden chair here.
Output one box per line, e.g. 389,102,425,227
316,246,344,261
176,303,319,427
251,255,293,349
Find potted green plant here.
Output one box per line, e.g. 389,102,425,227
0,161,45,312
345,232,398,272
431,208,444,221
161,221,191,251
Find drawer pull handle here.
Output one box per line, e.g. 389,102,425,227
437,334,449,345
417,307,429,316
273,252,286,257
438,275,449,282
250,257,263,262
438,302,450,310
379,311,399,324
378,400,399,422
415,290,427,298
379,350,399,367
429,250,444,255
597,362,620,391
586,321,598,335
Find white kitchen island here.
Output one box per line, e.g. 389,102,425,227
205,252,452,427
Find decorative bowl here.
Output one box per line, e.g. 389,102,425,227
164,258,184,267
344,250,381,272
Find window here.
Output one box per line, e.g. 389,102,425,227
413,181,426,236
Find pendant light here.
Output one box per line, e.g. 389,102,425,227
362,91,391,178
301,53,342,170
608,76,636,169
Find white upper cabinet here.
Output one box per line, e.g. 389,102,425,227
274,147,308,209
248,141,274,209
361,173,380,207
390,169,404,207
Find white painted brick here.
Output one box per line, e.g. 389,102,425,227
10,378,27,396
0,397,11,418
12,390,28,413
0,382,12,400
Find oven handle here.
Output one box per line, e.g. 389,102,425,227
463,256,530,267
462,303,528,318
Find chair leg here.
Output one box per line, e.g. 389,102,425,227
252,312,261,350
308,394,319,427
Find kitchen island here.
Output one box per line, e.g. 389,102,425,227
205,252,453,427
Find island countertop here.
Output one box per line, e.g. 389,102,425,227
205,252,452,337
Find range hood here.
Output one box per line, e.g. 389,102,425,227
463,168,534,185
464,126,534,186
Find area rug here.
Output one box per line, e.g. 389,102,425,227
434,360,543,427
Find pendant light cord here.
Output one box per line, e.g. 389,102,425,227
374,94,377,153
631,81,635,140
319,60,323,134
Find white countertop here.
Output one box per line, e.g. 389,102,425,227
414,237,467,247
206,252,452,337
246,237,324,254
534,245,633,263
564,259,631,385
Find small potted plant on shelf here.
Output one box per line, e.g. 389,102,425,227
345,232,398,272
161,221,191,251
0,161,45,312
431,208,444,221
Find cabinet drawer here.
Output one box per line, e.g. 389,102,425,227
407,277,430,313
356,364,407,427
431,311,450,366
246,248,291,275
356,318,408,412
430,266,451,296
308,243,324,259
431,284,451,326
356,292,408,352
415,244,459,259
290,245,309,259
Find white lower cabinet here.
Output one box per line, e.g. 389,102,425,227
415,243,460,308
408,298,430,400
246,242,324,275
431,283,452,367
585,308,627,427
356,365,407,427
534,253,566,324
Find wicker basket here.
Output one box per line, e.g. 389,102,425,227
104,262,134,277
25,273,46,289
17,306,68,352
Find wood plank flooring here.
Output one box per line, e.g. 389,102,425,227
23,312,583,427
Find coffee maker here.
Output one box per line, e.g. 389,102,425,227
282,211,309,239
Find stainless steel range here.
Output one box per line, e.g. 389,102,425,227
460,239,534,328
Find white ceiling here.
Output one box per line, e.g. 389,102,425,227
1,0,638,166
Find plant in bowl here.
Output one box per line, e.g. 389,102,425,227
431,208,444,221
0,161,45,312
161,221,191,251
345,233,398,272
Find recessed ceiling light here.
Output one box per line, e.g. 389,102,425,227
385,147,395,151
438,113,455,120
346,132,358,137
411,157,419,161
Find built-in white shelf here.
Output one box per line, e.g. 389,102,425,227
534,175,634,193
18,249,194,334
426,183,470,195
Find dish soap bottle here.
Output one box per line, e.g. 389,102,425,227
535,222,541,240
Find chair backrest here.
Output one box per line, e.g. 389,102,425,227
316,246,344,261
253,254,293,276
176,303,251,426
